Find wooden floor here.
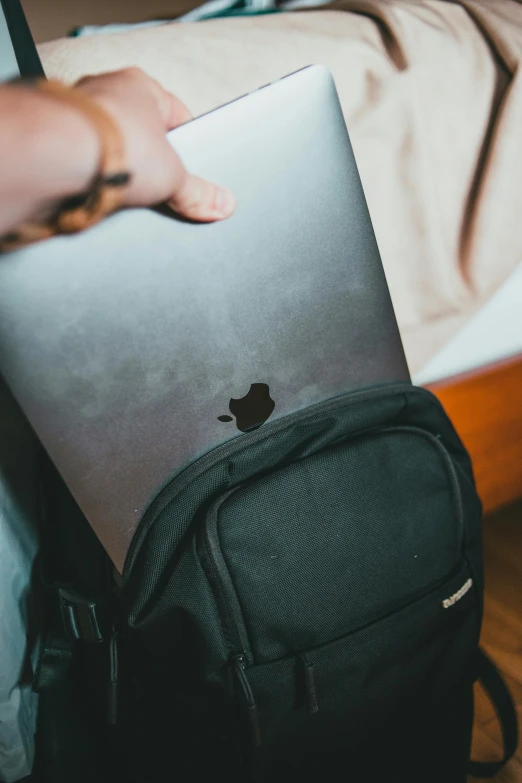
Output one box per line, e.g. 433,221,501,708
469,500,522,782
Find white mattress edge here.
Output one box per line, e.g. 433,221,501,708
413,262,522,385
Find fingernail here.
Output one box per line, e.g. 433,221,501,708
214,187,236,217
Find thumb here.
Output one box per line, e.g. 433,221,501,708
167,171,236,223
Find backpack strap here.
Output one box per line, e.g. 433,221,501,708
33,584,105,693
31,583,110,783
468,648,519,778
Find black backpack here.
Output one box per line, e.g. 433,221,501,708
32,383,517,782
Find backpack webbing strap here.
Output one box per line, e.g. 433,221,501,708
33,589,74,693
31,588,107,783
468,648,519,778
58,587,104,643
33,586,104,693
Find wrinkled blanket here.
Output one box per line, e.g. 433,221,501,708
38,0,522,373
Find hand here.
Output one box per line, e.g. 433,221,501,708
76,67,236,222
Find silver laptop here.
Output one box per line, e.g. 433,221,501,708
0,65,410,571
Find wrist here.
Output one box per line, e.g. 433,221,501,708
28,85,101,204
0,79,132,249
0,84,100,231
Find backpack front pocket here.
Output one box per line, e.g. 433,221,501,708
198,426,466,666
243,562,479,782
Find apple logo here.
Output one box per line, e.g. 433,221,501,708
218,383,275,433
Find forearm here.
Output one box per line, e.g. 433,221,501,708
0,84,99,235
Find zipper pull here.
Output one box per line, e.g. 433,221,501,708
298,652,319,714
233,654,262,748
107,627,119,725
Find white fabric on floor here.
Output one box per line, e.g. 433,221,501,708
0,382,39,783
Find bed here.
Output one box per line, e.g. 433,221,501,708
36,0,522,514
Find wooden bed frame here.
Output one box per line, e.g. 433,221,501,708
428,354,522,515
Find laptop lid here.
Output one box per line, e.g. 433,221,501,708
0,66,410,572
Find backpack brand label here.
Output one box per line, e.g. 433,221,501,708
442,578,473,609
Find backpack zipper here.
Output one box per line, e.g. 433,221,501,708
198,491,261,745
107,560,123,725
199,489,253,662
297,652,319,714
232,654,262,748
107,625,120,725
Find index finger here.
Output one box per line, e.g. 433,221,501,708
146,76,193,130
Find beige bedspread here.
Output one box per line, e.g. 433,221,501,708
38,0,522,374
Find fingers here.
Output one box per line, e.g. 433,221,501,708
77,68,192,130
167,172,236,222
158,87,234,222
157,88,193,130
135,70,193,130
75,67,236,222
